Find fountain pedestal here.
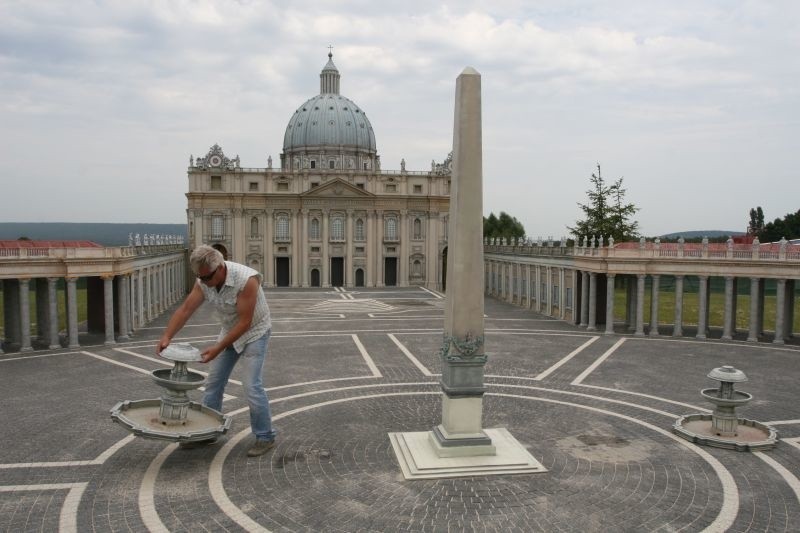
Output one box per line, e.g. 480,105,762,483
673,365,777,451
110,344,231,442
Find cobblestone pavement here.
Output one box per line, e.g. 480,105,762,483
2,287,799,532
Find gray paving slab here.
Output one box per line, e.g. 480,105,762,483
0,286,799,532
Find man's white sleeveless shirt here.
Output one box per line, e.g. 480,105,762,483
199,261,271,353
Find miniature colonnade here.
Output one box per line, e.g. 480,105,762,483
0,243,188,353
485,237,799,343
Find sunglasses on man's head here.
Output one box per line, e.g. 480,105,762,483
197,266,219,282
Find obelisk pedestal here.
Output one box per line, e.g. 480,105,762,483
390,67,545,479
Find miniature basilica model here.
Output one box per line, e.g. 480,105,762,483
186,53,451,288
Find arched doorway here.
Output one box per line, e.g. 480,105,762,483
311,268,321,287
441,246,448,292
355,268,364,287
212,243,228,260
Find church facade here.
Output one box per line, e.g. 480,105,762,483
186,53,451,288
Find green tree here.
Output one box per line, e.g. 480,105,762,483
758,209,800,242
568,164,640,242
748,207,764,236
483,211,525,240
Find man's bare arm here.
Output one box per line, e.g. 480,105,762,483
156,282,205,355
200,276,259,363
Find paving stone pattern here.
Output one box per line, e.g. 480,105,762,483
1,287,799,532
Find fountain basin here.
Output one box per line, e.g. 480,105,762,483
699,388,752,407
151,368,206,390
111,399,231,442
673,414,777,451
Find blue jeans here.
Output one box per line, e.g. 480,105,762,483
203,331,276,441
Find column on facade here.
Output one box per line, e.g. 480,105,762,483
117,274,130,341
300,209,309,287
66,277,80,349
376,210,384,287
587,272,597,331
721,276,735,340
399,209,408,286
634,274,646,337
527,264,533,309
103,276,116,345
366,211,375,287
580,271,589,327
696,275,709,340
559,267,566,319
673,275,684,337
265,209,274,287
47,277,60,349
757,278,766,338
19,278,33,352
747,277,760,342
773,278,787,345
137,269,146,328
346,209,354,287
508,263,515,303
320,209,330,287
3,280,21,346
605,273,616,334
145,266,155,322
292,209,301,287
786,280,796,339
535,265,542,312
425,213,438,289
649,274,660,336
547,266,554,316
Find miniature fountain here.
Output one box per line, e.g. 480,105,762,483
673,365,777,451
110,343,231,442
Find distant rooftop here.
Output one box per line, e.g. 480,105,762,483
0,240,103,249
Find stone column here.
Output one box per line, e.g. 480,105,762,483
366,211,375,287
535,265,542,312
786,280,796,339
137,269,145,328
527,265,534,309
399,209,408,286
634,274,646,337
47,278,60,349
147,267,154,321
649,274,660,336
66,277,80,349
346,209,354,287
19,278,33,352
376,210,384,287
546,266,553,316
696,275,709,340
322,209,330,287
117,274,130,341
292,210,301,287
265,209,274,286
605,273,616,334
432,66,493,457
580,271,589,327
103,276,116,345
673,275,684,337
722,276,735,340
301,209,309,287
507,263,515,304
587,272,597,331
774,278,786,345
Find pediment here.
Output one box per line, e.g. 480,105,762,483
300,178,375,197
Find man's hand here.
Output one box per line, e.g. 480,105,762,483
201,344,223,363
156,337,170,356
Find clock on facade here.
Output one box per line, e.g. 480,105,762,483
209,155,222,167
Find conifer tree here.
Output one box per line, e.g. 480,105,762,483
568,164,639,242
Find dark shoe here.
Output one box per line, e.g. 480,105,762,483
247,439,276,457
179,437,218,449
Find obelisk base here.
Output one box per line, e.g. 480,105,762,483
390,428,547,480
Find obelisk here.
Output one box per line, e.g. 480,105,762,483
389,67,545,478
429,67,494,457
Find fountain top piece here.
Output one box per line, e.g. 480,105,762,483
707,365,747,383
160,343,202,362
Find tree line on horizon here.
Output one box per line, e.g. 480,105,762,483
747,206,800,243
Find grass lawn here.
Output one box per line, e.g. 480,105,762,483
0,287,88,337
614,287,800,332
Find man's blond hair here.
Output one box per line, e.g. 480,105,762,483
189,245,224,274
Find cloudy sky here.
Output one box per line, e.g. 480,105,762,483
1,0,798,238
